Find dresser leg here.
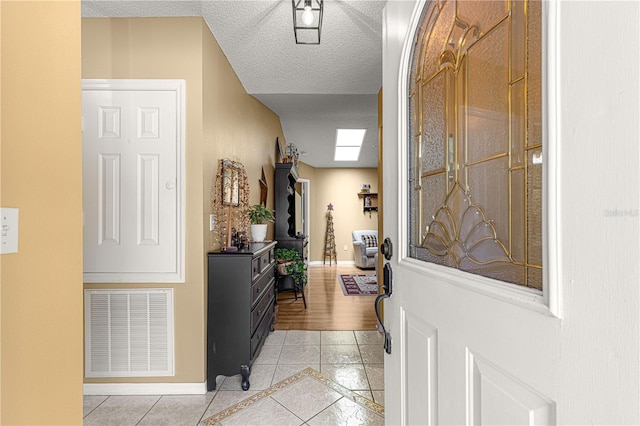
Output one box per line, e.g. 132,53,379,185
241,364,250,391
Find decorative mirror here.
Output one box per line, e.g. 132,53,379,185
276,137,285,163
259,167,268,207
222,162,240,206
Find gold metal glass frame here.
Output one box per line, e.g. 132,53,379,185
407,0,543,289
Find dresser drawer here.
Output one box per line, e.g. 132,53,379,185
251,268,274,307
251,257,261,280
252,247,274,279
259,247,274,273
251,287,274,333
250,306,273,360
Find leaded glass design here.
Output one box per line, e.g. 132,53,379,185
407,0,542,289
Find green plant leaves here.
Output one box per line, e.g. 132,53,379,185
275,248,307,287
248,204,274,224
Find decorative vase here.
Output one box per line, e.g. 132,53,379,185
277,261,292,275
250,224,268,242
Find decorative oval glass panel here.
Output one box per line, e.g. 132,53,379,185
407,0,543,289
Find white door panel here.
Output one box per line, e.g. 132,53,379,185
402,308,438,424
393,263,560,423
83,80,185,282
467,351,555,425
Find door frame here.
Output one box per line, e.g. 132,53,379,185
298,178,311,241
82,79,186,283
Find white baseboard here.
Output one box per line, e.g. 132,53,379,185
308,261,355,266
84,381,207,395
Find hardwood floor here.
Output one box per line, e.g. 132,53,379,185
274,264,379,331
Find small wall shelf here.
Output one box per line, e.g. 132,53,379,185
358,192,378,216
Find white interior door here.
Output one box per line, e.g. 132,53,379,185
82,80,185,283
382,1,639,424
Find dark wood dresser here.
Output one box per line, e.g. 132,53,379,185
206,241,276,391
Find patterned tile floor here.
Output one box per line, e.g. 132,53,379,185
83,330,385,425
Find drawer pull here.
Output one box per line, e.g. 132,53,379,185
257,309,262,317
256,287,261,294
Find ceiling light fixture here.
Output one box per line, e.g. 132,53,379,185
292,0,323,45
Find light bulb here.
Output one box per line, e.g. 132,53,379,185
302,4,314,25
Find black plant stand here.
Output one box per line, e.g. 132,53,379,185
277,274,306,309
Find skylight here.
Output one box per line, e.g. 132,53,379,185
334,129,366,161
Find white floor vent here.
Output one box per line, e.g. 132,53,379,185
84,289,174,378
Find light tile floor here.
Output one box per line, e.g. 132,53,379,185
83,330,385,425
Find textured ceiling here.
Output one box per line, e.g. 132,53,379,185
82,0,386,168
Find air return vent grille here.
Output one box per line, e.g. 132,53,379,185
84,289,174,377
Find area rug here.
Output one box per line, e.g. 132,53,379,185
338,274,378,296
200,367,384,425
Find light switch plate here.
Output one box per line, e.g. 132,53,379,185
209,214,215,231
1,208,19,254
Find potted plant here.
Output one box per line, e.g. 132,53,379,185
248,204,274,242
274,248,307,288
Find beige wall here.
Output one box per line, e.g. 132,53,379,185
1,2,3,418
1,2,83,424
202,20,282,250
82,17,284,384
299,167,379,263
82,17,206,384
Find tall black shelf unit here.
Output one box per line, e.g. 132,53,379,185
275,162,299,239
274,162,308,295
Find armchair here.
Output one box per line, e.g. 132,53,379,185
352,230,378,269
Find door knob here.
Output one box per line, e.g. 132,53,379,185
380,237,393,261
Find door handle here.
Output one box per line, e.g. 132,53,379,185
375,262,393,354
166,182,176,190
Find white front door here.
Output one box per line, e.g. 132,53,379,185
382,1,639,424
82,80,185,283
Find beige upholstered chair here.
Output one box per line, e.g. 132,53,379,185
352,230,378,269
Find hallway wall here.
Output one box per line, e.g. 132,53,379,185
1,2,83,424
